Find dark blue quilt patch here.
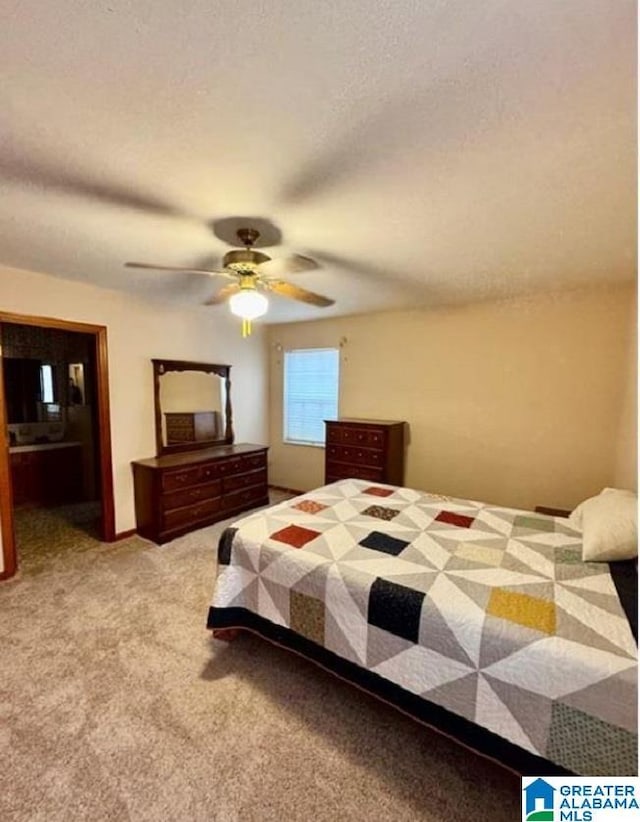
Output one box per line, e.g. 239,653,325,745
368,577,425,642
359,531,409,557
218,527,238,565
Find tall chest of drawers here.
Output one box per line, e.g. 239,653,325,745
324,419,406,486
132,443,268,544
164,411,221,444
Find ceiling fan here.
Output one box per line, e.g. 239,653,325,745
125,227,335,336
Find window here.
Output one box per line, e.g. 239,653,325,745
40,364,54,404
283,348,339,445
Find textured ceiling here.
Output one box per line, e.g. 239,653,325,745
1,0,636,322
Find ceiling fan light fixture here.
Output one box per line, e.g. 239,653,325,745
229,287,268,337
229,289,268,320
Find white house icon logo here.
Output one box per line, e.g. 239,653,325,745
523,778,555,821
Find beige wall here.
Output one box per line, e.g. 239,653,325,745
0,266,268,572
614,292,638,491
268,284,637,512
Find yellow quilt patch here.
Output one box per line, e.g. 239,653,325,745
487,588,556,635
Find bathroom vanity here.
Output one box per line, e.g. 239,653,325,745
9,441,84,507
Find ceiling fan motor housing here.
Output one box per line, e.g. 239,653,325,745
223,248,270,272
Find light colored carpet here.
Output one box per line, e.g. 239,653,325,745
14,502,103,576
0,501,521,821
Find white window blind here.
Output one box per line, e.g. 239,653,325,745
283,348,339,445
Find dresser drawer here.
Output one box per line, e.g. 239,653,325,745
345,427,384,448
240,452,267,472
326,425,385,449
224,484,267,511
325,460,383,482
162,465,205,491
160,462,220,491
162,480,222,512
162,497,222,531
223,468,267,493
326,444,383,467
216,457,245,476
326,425,343,444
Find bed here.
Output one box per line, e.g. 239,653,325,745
206,479,637,776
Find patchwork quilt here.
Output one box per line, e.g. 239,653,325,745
207,480,637,775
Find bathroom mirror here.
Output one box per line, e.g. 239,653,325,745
152,359,233,456
3,358,58,423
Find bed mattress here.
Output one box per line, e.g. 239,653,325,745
207,480,637,775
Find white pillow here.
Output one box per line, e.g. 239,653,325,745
579,491,638,562
569,487,635,529
601,487,636,497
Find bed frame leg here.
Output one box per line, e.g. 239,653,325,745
211,628,241,641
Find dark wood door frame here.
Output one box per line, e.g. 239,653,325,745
0,311,116,580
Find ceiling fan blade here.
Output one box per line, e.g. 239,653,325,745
204,283,241,305
0,153,182,217
265,280,334,307
306,250,391,281
256,254,319,278
125,262,235,279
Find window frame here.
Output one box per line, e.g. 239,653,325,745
282,347,340,447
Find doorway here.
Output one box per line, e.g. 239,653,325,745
0,312,115,579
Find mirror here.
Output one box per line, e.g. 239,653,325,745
3,358,58,423
152,359,233,455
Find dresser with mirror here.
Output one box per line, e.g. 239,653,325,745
131,359,268,544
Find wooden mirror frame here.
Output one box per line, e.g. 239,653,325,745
152,359,234,456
